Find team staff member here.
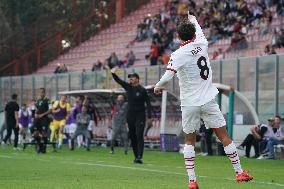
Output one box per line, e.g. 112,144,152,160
31,88,51,153
50,95,71,149
111,67,152,164
109,95,128,155
1,94,20,150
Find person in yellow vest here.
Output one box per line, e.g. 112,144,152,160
50,95,70,148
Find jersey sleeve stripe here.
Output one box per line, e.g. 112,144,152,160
166,68,177,73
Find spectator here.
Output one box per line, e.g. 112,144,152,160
169,32,180,51
126,51,136,67
149,41,159,66
266,116,284,159
62,64,68,73
54,63,61,74
264,45,277,55
237,118,275,158
276,1,284,16
91,60,103,71
227,33,248,52
108,52,119,69
54,63,68,74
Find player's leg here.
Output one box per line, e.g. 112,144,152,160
13,126,19,149
2,122,13,145
202,99,253,182
70,128,81,151
127,116,138,161
181,106,200,189
135,112,145,163
110,127,118,154
82,129,91,151
58,120,66,148
121,127,128,154
49,120,57,142
18,124,24,144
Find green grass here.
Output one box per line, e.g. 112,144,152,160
0,146,283,189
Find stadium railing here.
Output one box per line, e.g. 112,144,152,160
0,54,283,122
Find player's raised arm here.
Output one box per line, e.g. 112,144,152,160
188,12,207,42
154,54,184,94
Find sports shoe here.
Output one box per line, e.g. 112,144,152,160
1,141,6,147
109,150,114,154
133,158,143,164
237,145,244,150
189,181,199,189
257,153,268,160
13,147,21,151
236,170,253,183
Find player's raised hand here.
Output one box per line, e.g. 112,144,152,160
110,67,118,74
187,11,195,20
154,86,165,95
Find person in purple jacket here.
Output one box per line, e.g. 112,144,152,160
18,104,32,144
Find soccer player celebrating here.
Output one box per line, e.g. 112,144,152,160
50,95,71,149
154,13,253,189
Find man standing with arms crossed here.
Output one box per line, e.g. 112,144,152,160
154,13,253,189
111,68,152,164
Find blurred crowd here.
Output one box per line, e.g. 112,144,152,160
92,51,136,71
129,0,284,64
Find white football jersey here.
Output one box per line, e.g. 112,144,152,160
167,17,218,106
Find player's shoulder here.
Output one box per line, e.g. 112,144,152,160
170,47,187,60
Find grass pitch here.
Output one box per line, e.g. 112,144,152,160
0,146,283,189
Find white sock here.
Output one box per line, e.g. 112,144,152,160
19,135,23,144
224,142,243,174
183,144,196,182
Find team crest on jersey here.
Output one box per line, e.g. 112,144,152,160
168,59,173,66
136,92,140,97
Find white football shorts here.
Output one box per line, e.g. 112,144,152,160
181,99,226,134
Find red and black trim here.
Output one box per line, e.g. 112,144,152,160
166,68,177,73
180,39,194,47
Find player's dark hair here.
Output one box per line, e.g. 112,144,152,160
177,18,196,41
12,93,17,100
40,88,45,92
275,115,282,120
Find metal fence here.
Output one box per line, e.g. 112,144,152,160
0,54,283,122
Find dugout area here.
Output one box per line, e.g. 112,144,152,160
59,83,259,152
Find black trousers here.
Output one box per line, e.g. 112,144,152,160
241,134,260,157
3,122,19,148
31,117,49,153
127,111,145,159
205,128,213,155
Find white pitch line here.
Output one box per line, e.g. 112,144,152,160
1,155,284,188
65,161,284,188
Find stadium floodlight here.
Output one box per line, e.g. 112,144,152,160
61,39,71,49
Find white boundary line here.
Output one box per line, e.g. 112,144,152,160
1,155,284,188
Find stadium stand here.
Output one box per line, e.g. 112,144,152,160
33,0,284,74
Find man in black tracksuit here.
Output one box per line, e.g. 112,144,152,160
1,94,20,150
111,68,152,164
